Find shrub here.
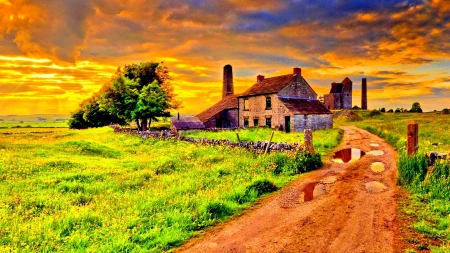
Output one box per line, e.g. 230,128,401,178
369,109,382,117
442,108,449,115
380,108,386,112
245,179,278,197
204,201,233,220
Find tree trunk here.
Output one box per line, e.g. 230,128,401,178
148,118,152,129
136,120,141,131
142,118,148,131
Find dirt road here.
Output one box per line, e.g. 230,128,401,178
178,126,399,253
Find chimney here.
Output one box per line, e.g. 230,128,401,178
223,64,234,98
361,78,367,110
257,75,265,82
177,112,180,120
293,67,301,76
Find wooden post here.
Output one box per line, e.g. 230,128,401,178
304,129,315,154
264,131,274,154
407,121,418,156
178,130,182,140
236,133,241,143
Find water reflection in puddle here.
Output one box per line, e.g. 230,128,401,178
365,181,387,193
371,162,385,172
367,150,385,156
332,148,366,163
370,143,380,147
299,183,326,202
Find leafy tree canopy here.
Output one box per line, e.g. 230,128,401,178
410,102,423,113
68,62,180,130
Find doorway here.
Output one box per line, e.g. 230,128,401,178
285,116,291,133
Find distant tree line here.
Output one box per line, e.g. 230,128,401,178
68,62,180,130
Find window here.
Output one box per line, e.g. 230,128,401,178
244,99,249,111
244,118,249,128
253,118,259,127
266,117,272,128
265,96,272,109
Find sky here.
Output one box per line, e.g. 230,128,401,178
0,0,449,115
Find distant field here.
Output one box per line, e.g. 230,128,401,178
338,111,450,251
0,114,70,128
0,126,336,252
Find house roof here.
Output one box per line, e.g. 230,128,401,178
279,98,332,115
170,116,205,130
196,94,238,122
238,74,296,97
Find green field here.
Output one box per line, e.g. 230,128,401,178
0,126,339,252
0,114,70,128
338,111,450,252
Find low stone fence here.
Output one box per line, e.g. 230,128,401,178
110,125,304,154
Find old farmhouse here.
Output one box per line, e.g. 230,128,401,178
238,68,332,132
196,66,332,132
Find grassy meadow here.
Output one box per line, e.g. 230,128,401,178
0,114,70,129
337,111,450,252
0,126,340,252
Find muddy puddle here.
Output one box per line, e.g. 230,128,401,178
367,150,385,156
332,148,365,163
300,182,326,202
371,162,385,172
365,181,387,193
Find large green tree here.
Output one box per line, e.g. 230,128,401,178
410,102,423,113
69,62,179,130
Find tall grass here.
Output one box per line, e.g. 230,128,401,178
0,127,326,252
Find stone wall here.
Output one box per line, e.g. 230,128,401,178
324,93,341,110
342,82,352,109
293,114,333,132
239,95,293,131
278,76,317,100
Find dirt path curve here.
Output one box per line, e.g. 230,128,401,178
178,126,399,253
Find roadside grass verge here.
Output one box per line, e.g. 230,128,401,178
0,126,328,252
338,111,450,251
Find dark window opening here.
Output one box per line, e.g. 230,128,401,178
266,117,272,128
253,118,259,127
216,119,222,128
265,97,272,109
244,118,249,128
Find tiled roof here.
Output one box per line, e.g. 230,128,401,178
279,98,332,115
238,74,295,97
170,116,205,130
196,94,238,122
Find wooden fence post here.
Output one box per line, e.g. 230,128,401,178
407,121,418,156
304,129,315,154
236,133,241,143
264,131,275,154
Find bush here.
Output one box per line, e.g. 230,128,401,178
387,109,394,113
271,151,322,175
380,108,386,112
369,109,382,117
245,179,278,197
443,108,449,115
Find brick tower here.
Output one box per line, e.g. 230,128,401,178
223,64,234,98
361,78,367,110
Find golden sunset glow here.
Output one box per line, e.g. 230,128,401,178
0,0,449,115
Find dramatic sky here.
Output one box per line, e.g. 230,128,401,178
0,0,449,115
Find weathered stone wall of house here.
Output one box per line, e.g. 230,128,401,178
324,93,342,110
342,82,352,109
278,76,317,100
293,114,333,132
203,109,238,129
239,95,292,130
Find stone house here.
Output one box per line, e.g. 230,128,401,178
196,65,239,128
323,77,352,110
170,116,205,133
238,68,332,132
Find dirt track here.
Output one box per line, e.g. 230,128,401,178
177,126,399,253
